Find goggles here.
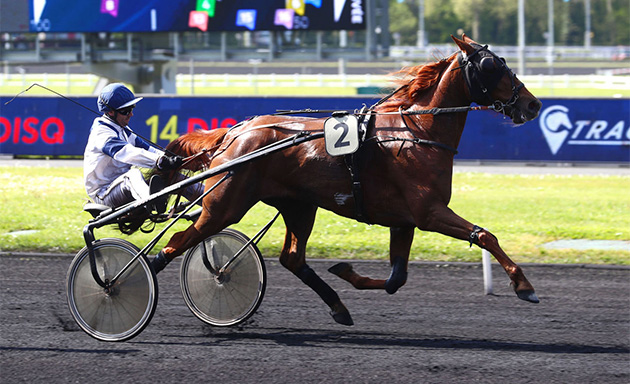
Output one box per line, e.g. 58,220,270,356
116,105,135,116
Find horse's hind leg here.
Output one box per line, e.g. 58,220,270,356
151,207,231,273
274,200,353,326
421,204,538,303
385,227,413,293
153,176,257,273
328,227,413,294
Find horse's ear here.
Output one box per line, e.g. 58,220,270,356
451,34,474,54
461,33,480,45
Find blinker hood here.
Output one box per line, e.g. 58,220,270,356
457,44,506,106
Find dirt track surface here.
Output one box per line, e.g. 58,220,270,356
1,255,628,383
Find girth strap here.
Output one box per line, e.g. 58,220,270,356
343,108,372,224
344,152,368,224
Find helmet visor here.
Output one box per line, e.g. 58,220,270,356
117,97,143,109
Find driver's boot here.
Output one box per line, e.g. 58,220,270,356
148,175,167,214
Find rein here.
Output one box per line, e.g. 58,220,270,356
186,94,499,163
5,83,176,156
183,44,522,164
270,97,498,156
274,103,495,118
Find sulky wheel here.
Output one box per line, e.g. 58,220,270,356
66,238,158,342
180,228,266,327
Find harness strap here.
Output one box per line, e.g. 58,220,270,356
344,109,372,224
398,108,459,154
344,153,368,224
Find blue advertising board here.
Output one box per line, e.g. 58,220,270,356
1,96,628,163
27,0,365,33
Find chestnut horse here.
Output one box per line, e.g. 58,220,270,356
156,35,542,326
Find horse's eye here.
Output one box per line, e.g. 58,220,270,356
480,56,497,72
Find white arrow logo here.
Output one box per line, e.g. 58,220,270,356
539,105,573,155
32,0,47,24
334,0,348,22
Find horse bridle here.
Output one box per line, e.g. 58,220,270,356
456,43,524,114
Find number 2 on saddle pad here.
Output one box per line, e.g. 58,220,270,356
324,114,360,157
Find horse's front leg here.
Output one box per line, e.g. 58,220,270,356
421,204,539,303
328,226,413,294
471,226,539,303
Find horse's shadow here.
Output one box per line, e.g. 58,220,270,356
157,325,629,355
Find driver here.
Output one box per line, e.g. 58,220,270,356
83,83,198,211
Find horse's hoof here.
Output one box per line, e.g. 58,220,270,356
384,282,400,294
384,272,407,294
330,310,354,326
328,262,353,276
510,282,540,303
517,290,540,303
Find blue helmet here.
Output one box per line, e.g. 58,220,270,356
97,83,143,113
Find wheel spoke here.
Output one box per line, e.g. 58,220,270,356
67,239,158,342
180,229,266,327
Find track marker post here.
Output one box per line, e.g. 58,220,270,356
482,249,493,295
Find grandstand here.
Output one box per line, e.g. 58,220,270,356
1,0,628,95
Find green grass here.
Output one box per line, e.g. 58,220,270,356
1,166,628,265
2,85,626,98
523,87,629,98
2,73,629,98
178,86,630,98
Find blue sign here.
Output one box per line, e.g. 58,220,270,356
460,99,630,163
26,0,365,33
1,96,628,163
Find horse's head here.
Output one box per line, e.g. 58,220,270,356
452,35,542,125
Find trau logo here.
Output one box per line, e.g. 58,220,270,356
539,105,629,155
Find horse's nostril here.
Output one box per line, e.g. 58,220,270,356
529,99,542,113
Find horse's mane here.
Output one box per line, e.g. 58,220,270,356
377,55,454,112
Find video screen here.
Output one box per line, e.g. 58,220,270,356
29,0,366,33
